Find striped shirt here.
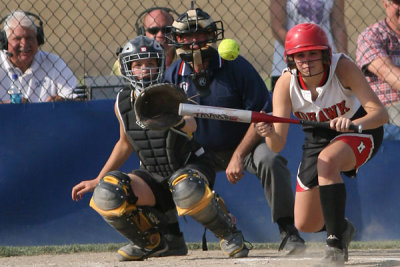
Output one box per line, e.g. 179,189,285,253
356,19,400,105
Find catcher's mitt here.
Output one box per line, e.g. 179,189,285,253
134,83,187,130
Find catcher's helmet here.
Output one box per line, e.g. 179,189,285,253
284,23,331,69
119,36,165,97
166,8,224,48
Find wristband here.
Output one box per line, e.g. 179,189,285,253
357,124,363,133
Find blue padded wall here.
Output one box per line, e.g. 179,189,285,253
0,101,398,245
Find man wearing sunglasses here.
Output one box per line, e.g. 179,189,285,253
144,9,177,68
111,8,177,75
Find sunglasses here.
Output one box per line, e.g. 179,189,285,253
146,26,171,35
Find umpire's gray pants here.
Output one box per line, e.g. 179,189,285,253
211,142,295,222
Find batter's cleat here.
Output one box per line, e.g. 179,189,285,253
220,230,249,258
342,219,356,262
278,225,306,255
159,233,188,256
117,238,168,261
314,246,345,267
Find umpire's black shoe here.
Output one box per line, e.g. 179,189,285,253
159,233,188,256
279,225,306,255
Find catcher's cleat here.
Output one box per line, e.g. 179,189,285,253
159,233,188,256
117,238,168,261
342,219,356,262
278,225,306,255
220,230,249,258
314,246,345,267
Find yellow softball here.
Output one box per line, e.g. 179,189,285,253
218,39,240,61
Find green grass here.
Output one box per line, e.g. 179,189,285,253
1,241,400,257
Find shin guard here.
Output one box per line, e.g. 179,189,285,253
169,168,236,238
90,171,167,249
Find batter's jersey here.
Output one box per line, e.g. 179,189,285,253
289,54,383,189
289,53,361,123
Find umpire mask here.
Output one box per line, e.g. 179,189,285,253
168,8,224,97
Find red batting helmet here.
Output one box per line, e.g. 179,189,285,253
284,23,331,68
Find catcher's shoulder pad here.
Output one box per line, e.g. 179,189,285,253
134,83,187,130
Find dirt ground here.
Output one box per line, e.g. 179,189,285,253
1,248,400,267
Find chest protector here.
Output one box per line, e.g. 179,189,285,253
117,89,196,180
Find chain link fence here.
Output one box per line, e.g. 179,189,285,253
1,0,398,138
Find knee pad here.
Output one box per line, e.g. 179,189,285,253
169,168,212,216
169,168,236,238
90,171,137,217
90,171,166,249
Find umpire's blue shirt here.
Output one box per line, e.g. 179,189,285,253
164,49,271,151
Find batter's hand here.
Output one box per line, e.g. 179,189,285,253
255,111,276,137
330,117,354,132
226,153,245,185
71,179,98,201
255,121,275,137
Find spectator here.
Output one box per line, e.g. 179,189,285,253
356,0,400,139
0,10,77,103
256,23,388,266
72,36,195,261
270,0,347,90
165,7,306,256
111,7,177,75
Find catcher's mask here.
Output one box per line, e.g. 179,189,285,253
166,8,224,49
166,7,224,97
119,36,165,98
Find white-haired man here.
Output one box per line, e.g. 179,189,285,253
0,10,77,103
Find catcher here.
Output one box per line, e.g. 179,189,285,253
71,36,198,261
131,45,253,259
